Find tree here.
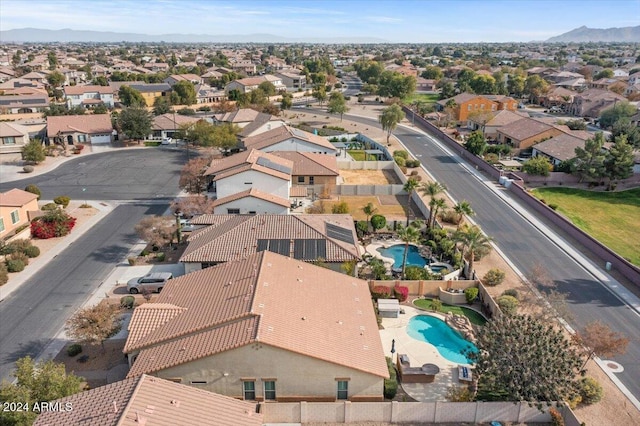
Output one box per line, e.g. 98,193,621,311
453,200,474,227
153,96,172,115
170,195,216,216
396,223,421,279
603,134,634,189
24,184,42,200
419,181,447,229
312,84,327,105
93,75,109,86
522,156,553,176
456,68,476,93
594,69,614,80
524,75,549,101
0,357,82,425
429,197,447,229
66,301,121,351
370,214,387,232
331,201,349,214
258,81,276,96
464,130,487,156
470,74,496,94
46,71,65,88
119,106,152,141
421,66,443,80
172,80,197,105
599,101,635,129
378,104,405,145
574,321,629,369
453,224,492,275
362,202,378,233
507,74,526,98
327,91,349,121
135,215,176,247
403,178,420,224
437,81,456,100
471,314,583,404
280,92,293,110
179,157,210,194
611,117,640,148
118,85,146,107
21,139,46,164
572,133,606,182
565,119,587,131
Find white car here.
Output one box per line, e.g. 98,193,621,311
127,272,173,294
161,137,173,145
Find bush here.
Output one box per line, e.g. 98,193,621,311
66,344,83,357
42,203,58,211
464,287,478,304
0,263,8,286
394,285,409,302
406,159,421,168
502,288,518,299
24,184,42,200
394,156,406,167
1,239,31,255
371,214,387,231
31,210,76,239
578,377,603,404
54,195,71,208
331,201,349,214
23,245,40,258
372,285,392,300
177,108,196,116
120,295,135,309
6,258,26,273
156,252,166,262
431,298,442,312
549,407,564,426
23,165,34,173
22,139,46,164
439,209,459,224
393,150,409,159
405,265,430,280
482,268,505,286
384,378,398,399
548,203,558,210
497,295,519,315
144,141,162,146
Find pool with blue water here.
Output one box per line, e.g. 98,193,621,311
407,315,477,364
376,244,427,269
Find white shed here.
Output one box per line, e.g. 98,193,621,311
378,298,400,318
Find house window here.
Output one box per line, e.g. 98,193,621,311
337,381,348,400
0,218,4,232
248,211,256,215
227,208,240,214
2,137,15,145
10,210,19,224
243,381,256,400
309,176,314,185
467,105,471,111
297,176,305,183
78,135,87,142
190,380,207,385
263,381,276,400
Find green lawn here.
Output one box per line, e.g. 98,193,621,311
404,93,439,104
347,150,373,161
413,298,487,325
532,187,640,266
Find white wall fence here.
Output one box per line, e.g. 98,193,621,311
334,185,405,196
337,160,395,170
261,401,566,424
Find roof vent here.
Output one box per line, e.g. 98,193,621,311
359,326,365,331
267,262,272,267
263,282,269,286
135,411,147,425
337,320,343,325
179,347,186,352
267,325,274,331
170,399,181,407
297,278,303,283
363,345,369,350
301,316,306,320
258,303,265,308
354,297,360,302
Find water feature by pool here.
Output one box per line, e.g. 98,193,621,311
376,244,427,268
407,315,477,364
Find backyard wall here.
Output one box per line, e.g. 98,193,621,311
369,279,477,297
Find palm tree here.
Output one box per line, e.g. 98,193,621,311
419,181,447,228
429,198,448,228
397,223,421,279
361,202,377,233
453,225,493,278
403,178,420,225
453,200,475,227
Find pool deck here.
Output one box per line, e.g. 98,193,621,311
379,302,472,402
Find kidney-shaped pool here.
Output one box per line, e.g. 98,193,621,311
407,315,477,365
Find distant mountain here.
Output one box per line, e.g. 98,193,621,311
0,28,388,44
547,25,640,42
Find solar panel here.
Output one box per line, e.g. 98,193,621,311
290,127,311,141
255,156,292,175
293,239,327,260
257,239,269,252
317,239,327,259
293,239,305,260
267,239,290,256
304,239,316,260
325,223,355,245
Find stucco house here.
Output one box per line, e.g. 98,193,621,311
437,93,517,122
242,125,337,155
271,150,339,187
150,113,200,140
181,214,360,272
531,132,591,167
495,117,564,150
225,75,285,95
213,108,286,138
466,109,527,140
124,251,387,402
47,114,113,145
0,94,49,114
212,188,291,215
274,70,307,90
0,122,30,154
125,82,172,107
0,189,39,239
33,374,263,426
64,85,115,108
567,89,626,118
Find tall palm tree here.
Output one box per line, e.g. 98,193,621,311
453,225,493,278
453,200,475,227
397,223,421,279
429,198,448,229
361,202,377,233
403,178,420,225
419,181,447,228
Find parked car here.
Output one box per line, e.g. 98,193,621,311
127,272,173,294
161,137,173,145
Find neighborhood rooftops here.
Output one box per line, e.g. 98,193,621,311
46,114,113,137
63,84,114,95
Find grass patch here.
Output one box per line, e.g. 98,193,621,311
347,150,377,161
404,93,439,104
414,298,487,325
532,187,640,266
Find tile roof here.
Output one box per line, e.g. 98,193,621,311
532,133,590,162
213,108,264,123
181,214,359,263
436,92,481,106
206,149,293,182
126,251,388,380
152,113,200,131
47,114,113,137
242,125,336,152
0,122,30,137
497,118,554,141
63,84,114,95
33,374,262,426
211,188,291,208
0,188,38,207
271,151,339,176
124,303,188,353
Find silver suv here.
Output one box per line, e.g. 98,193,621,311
127,272,173,294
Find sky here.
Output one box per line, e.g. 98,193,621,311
1,0,639,42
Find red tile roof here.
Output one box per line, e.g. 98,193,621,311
271,151,339,176
242,125,336,152
0,188,38,207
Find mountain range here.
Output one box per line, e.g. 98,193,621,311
0,28,388,44
546,25,640,42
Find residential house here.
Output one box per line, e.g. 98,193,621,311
33,374,263,426
437,93,499,122
47,114,113,145
415,77,437,92
466,109,528,140
124,250,386,402
531,132,591,167
483,95,519,111
271,150,339,188
0,122,30,154
143,62,170,73
195,83,227,103
242,125,337,155
495,117,564,150
20,71,48,86
64,85,115,108
225,75,285,95
274,70,307,91
212,108,286,138
212,188,291,215
552,77,587,91
567,89,626,118
0,94,49,114
229,59,257,75
181,214,360,272
124,82,172,107
0,189,39,239
164,74,203,86
0,78,47,96
150,113,200,140
588,78,625,91
537,87,576,109
0,66,16,82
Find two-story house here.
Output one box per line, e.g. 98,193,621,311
64,85,114,108
224,75,284,95
0,122,30,155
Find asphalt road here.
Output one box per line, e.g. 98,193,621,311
318,108,640,401
0,149,184,381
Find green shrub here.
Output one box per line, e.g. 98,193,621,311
66,344,83,357
371,214,387,231
394,156,406,167
331,201,349,214
393,150,408,159
42,203,58,211
24,184,42,200
120,295,135,309
1,239,31,255
140,250,149,256
464,287,478,304
578,377,603,404
156,252,166,262
384,378,398,399
502,288,518,299
0,263,8,286
497,295,519,315
53,195,71,208
483,268,505,286
548,203,558,210
431,298,442,312
406,159,421,168
6,258,26,273
405,265,430,280
23,245,40,258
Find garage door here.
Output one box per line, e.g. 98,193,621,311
90,134,111,144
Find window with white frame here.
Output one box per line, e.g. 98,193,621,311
0,217,5,232
243,381,256,400
10,210,19,224
336,380,348,400
263,380,276,400
2,137,16,145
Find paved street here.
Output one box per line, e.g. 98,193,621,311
0,149,184,381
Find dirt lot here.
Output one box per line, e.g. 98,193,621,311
308,195,415,221
340,169,402,185
54,339,128,389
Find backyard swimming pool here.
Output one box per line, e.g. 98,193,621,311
407,315,477,364
377,244,427,268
